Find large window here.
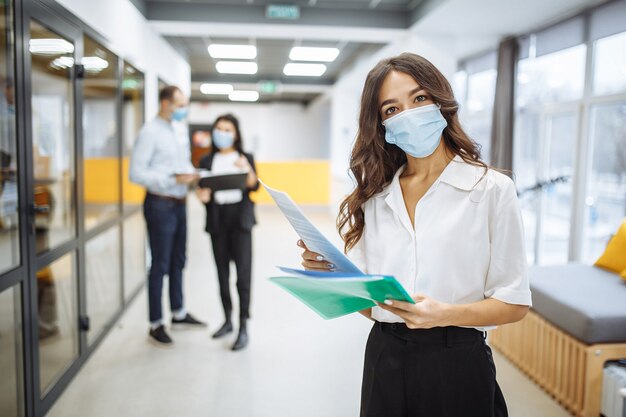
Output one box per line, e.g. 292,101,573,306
592,31,626,95
583,102,626,262
513,3,626,265
457,52,497,163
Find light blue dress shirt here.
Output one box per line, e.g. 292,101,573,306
129,117,194,199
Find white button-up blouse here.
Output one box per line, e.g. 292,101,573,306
347,155,532,326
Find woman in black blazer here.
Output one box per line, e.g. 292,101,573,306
196,113,259,351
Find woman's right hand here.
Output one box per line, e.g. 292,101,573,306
195,187,212,203
297,240,335,271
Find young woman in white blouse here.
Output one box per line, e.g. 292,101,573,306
196,114,259,351
298,53,531,416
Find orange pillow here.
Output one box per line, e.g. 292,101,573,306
621,269,626,282
595,219,626,274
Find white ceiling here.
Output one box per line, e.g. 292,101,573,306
141,0,612,102
411,0,609,60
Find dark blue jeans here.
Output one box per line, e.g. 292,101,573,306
143,193,187,324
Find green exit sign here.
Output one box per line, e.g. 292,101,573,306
266,4,300,20
258,81,281,94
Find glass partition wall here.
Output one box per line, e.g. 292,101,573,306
2,1,147,416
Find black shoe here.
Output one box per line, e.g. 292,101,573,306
149,325,174,348
171,313,207,329
232,328,248,351
212,321,233,339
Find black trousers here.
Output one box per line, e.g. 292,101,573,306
209,202,252,321
361,322,507,417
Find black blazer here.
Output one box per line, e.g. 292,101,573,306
198,151,259,234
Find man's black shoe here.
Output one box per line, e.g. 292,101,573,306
212,321,233,338
171,313,207,329
149,325,174,348
232,328,248,351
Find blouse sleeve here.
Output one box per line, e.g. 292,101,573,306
484,177,532,306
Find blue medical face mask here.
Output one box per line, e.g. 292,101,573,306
171,107,188,122
382,104,448,158
212,129,235,149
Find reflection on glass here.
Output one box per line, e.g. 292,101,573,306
122,62,145,211
38,253,78,395
593,31,626,96
464,69,496,163
584,102,626,262
538,113,577,265
0,0,19,274
0,286,24,417
517,45,586,106
86,227,121,344
83,35,119,230
30,21,75,254
123,212,146,300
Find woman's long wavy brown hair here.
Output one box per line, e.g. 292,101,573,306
337,52,487,253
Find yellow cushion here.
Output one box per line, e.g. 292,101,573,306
595,219,626,273
621,269,626,281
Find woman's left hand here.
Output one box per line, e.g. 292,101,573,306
235,155,251,170
377,294,455,329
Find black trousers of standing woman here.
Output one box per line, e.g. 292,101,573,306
361,322,508,417
210,202,252,321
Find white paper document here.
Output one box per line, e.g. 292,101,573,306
196,168,248,178
260,180,363,274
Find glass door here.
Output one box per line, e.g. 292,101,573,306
23,4,82,411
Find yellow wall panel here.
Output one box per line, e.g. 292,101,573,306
122,158,146,203
252,160,330,205
83,158,327,205
83,158,145,204
83,158,119,203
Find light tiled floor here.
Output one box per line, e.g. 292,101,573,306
48,199,571,417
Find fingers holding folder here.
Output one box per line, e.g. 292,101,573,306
195,187,212,203
297,239,336,272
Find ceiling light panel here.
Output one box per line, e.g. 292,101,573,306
216,61,258,75
228,90,260,102
208,44,257,59
283,63,327,77
200,83,234,95
289,47,340,62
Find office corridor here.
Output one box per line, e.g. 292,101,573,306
47,199,570,417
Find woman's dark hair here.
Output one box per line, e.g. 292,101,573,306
337,52,487,253
212,113,244,154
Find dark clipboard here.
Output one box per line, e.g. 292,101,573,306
198,172,248,191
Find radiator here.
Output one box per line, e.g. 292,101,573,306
602,363,626,417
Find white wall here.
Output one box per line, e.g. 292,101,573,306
54,0,190,120
188,100,331,161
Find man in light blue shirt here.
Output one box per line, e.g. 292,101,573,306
130,85,206,347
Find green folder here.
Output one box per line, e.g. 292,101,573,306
270,275,415,320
